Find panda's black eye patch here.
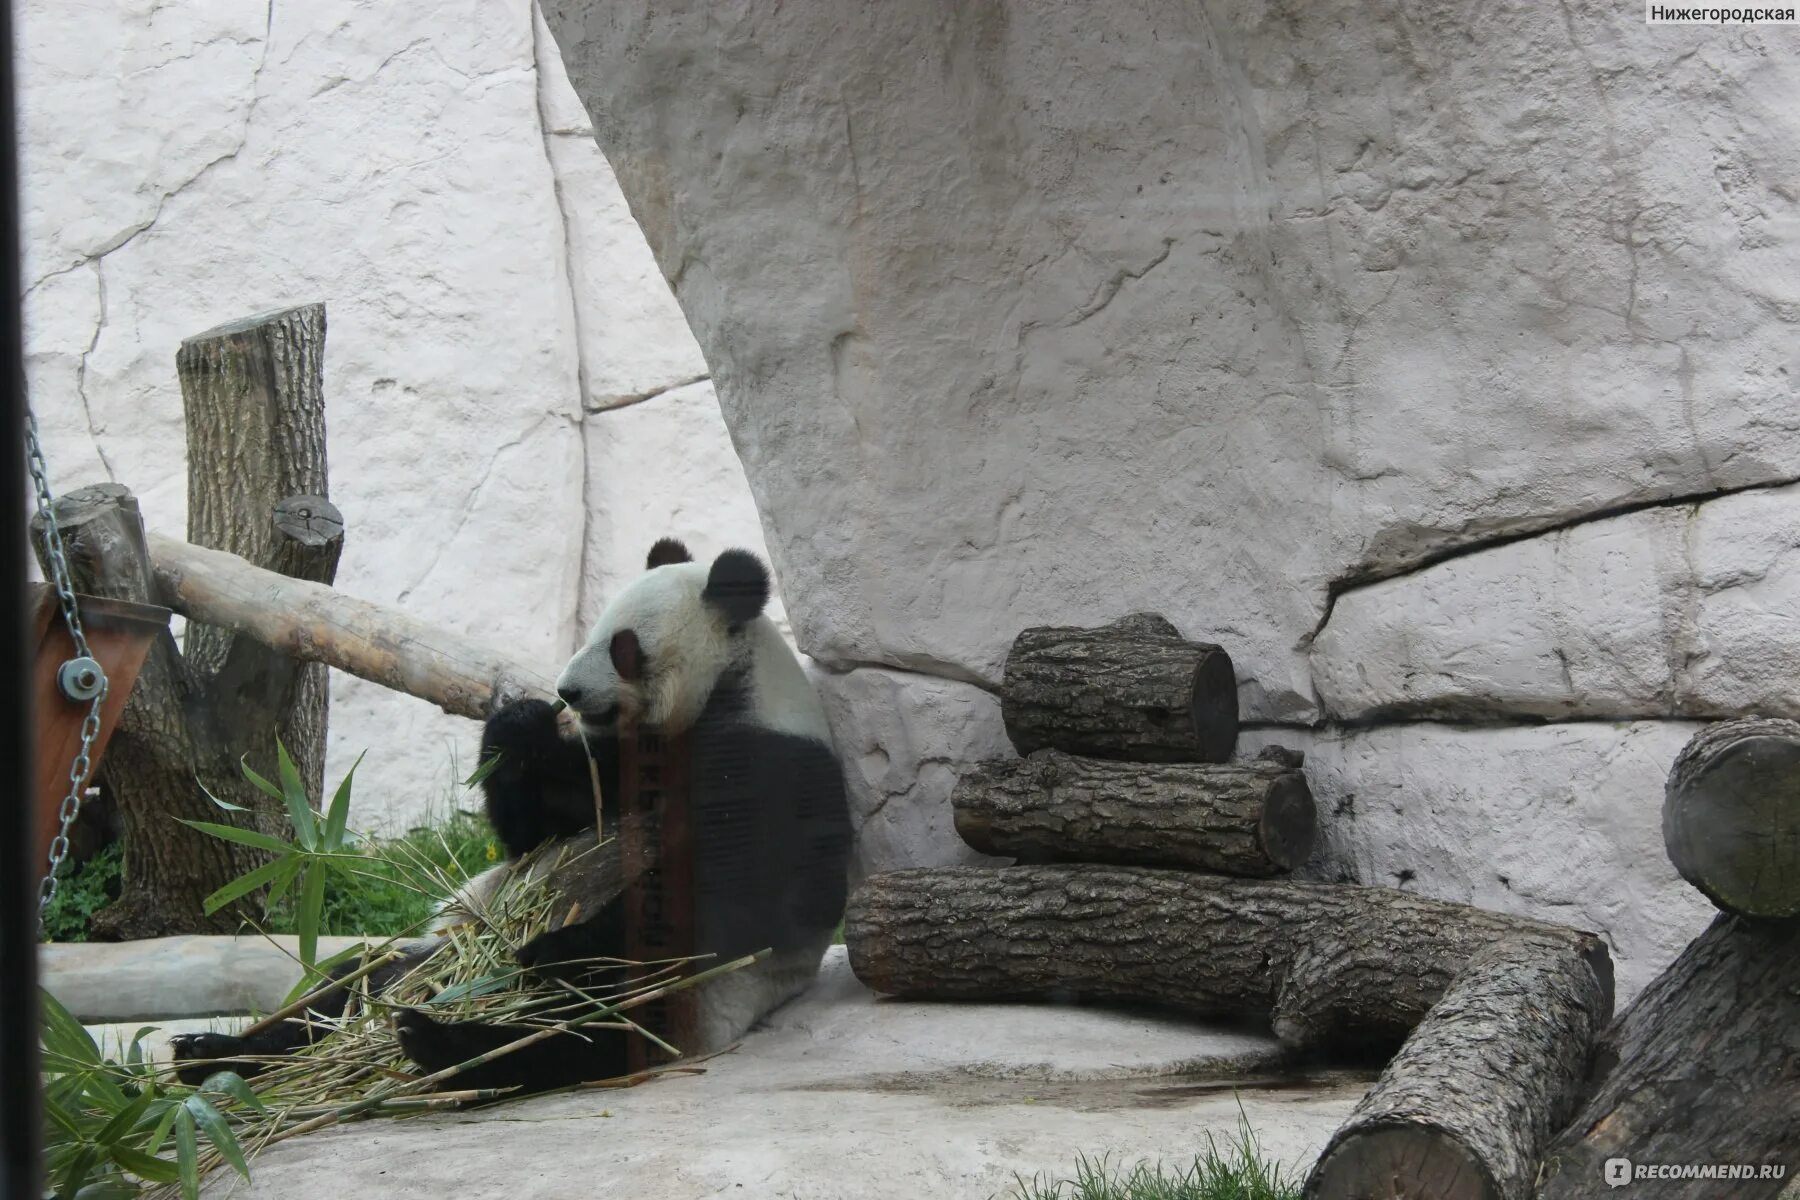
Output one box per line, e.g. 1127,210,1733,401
610,629,645,682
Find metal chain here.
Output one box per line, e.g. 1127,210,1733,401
25,412,108,926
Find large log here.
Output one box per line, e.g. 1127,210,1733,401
1536,914,1799,1199
1663,716,1800,919
845,865,1611,1053
1001,612,1238,763
952,749,1314,876
148,532,552,720
178,303,337,801
1306,937,1610,1200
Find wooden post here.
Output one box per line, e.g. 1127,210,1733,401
177,303,337,801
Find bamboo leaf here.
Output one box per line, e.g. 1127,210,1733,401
177,820,295,857
276,740,318,850
174,1107,198,1200
73,1174,144,1200
197,778,249,813
105,1142,181,1184
185,1093,250,1180
322,751,364,850
237,757,287,805
38,988,100,1067
264,854,304,912
282,942,363,1006
140,1100,181,1157
427,972,517,1005
199,853,299,916
56,1144,102,1200
91,1090,153,1149
201,1071,269,1116
462,751,504,788
296,861,327,969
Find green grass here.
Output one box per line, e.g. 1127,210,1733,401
268,807,499,937
39,841,123,943
1003,1120,1302,1200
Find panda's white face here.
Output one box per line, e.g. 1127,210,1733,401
556,542,772,737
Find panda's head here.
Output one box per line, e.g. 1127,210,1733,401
555,538,772,737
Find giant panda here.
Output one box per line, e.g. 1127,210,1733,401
171,538,851,1095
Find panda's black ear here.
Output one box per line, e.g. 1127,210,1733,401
702,549,770,629
646,538,693,569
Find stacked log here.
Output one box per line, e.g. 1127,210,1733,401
1534,716,1800,1200
844,612,1616,1200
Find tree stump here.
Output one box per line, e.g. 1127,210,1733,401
952,749,1314,875
31,486,266,937
844,865,1611,1053
1001,613,1238,763
178,303,337,800
1305,936,1611,1200
1663,716,1800,919
1535,914,1799,1199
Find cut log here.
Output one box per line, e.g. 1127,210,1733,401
1001,612,1238,763
845,865,1611,1053
1663,716,1800,919
952,749,1314,875
1536,914,1800,1200
178,303,336,801
1306,936,1610,1200
32,485,266,938
148,532,552,719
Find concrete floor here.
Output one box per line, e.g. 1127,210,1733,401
142,948,1370,1199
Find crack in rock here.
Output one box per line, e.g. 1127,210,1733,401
1307,471,1800,651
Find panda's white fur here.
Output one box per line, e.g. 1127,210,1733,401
555,560,829,743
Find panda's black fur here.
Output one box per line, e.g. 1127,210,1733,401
172,539,851,1096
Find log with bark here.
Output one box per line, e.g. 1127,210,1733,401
1663,716,1800,920
1305,936,1611,1200
1001,613,1238,763
1535,913,1799,1200
844,865,1611,1054
31,485,291,937
179,304,338,799
952,749,1314,876
147,532,553,719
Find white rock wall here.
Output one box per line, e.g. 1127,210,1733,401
18,0,772,830
542,0,1800,993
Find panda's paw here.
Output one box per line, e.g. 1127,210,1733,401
169,1031,258,1086
393,1008,462,1076
481,698,564,761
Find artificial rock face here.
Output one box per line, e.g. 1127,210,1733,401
542,0,1800,991
17,0,766,828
